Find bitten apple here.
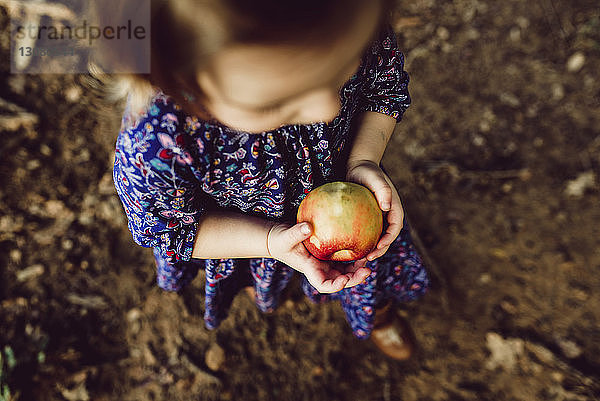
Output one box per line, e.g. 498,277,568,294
297,181,383,261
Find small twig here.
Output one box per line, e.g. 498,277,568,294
460,168,531,180
383,379,391,401
404,212,450,314
393,16,423,30
0,113,39,131
419,160,532,181
0,98,39,131
526,340,600,397
0,97,28,113
65,294,108,309
536,0,568,53
548,0,571,39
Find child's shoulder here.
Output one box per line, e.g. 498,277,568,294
120,90,184,135
367,24,399,55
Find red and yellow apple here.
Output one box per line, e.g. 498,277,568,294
297,181,383,261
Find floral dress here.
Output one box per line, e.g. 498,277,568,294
113,25,429,339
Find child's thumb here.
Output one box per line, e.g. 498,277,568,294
290,222,312,244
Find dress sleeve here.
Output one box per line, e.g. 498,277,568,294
113,97,206,265
358,25,411,122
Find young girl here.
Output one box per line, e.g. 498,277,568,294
100,0,429,360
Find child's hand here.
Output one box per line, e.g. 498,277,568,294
268,222,372,293
346,159,404,262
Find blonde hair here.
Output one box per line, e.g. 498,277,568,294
89,0,392,123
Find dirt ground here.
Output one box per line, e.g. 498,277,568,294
1,1,599,400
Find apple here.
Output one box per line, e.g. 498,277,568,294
297,181,383,261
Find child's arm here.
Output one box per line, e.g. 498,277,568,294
192,210,273,259
192,211,371,293
347,23,411,168
343,25,411,261
346,111,396,169
345,112,405,262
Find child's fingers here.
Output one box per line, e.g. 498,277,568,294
365,171,393,212
367,223,399,261
331,261,370,288
367,194,404,261
343,267,371,288
303,262,350,293
287,222,312,245
347,163,392,211
378,211,403,248
374,181,393,212
367,244,390,262
267,222,312,261
302,258,370,292
352,257,368,269
317,275,350,293
383,193,404,241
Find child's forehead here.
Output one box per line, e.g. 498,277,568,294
197,2,381,108
204,44,346,97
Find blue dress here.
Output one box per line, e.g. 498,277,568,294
113,25,429,339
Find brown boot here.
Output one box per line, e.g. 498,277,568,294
371,302,414,361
